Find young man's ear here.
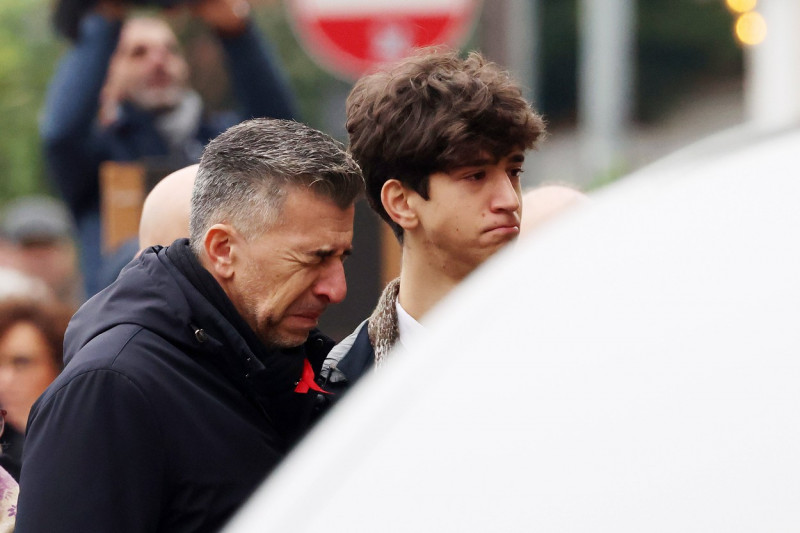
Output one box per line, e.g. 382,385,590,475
381,179,419,231
203,224,238,280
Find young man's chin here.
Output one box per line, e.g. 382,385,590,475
481,228,520,250
472,234,517,264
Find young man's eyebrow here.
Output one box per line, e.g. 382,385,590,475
454,156,493,168
455,151,526,168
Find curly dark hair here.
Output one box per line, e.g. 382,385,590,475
345,48,546,241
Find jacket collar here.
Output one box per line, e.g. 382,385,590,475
165,239,269,366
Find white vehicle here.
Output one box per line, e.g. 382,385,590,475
226,126,800,532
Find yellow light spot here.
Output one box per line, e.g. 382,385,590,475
726,0,758,14
735,12,767,46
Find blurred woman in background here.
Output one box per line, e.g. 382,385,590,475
0,298,72,480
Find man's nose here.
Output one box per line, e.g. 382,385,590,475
148,47,171,67
313,260,348,304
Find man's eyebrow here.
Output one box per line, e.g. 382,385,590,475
508,152,526,164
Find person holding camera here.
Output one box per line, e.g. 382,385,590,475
39,0,297,297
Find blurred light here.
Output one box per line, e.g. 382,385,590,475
726,0,758,14
735,11,767,46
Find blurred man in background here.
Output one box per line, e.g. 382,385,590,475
138,164,197,250
40,0,297,296
0,196,83,308
520,184,589,236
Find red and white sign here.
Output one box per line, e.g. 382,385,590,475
286,0,483,80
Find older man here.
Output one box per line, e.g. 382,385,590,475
17,118,363,533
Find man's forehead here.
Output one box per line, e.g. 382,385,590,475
119,19,178,50
277,187,355,227
288,222,354,260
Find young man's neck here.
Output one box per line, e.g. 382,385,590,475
395,236,472,322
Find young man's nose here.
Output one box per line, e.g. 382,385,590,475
491,171,522,213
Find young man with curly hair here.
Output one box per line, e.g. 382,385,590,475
320,49,546,395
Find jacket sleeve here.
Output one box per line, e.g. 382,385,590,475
219,22,299,121
39,14,121,217
16,369,166,533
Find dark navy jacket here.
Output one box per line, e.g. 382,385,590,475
39,14,297,219
17,240,332,533
317,321,374,410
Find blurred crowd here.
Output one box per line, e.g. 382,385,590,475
0,195,77,474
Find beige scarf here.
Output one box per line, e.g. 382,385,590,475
366,277,401,368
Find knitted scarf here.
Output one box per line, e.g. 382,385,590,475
367,277,401,368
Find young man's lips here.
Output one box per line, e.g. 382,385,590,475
485,224,520,235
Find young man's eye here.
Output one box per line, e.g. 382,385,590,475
509,168,524,179
466,171,486,181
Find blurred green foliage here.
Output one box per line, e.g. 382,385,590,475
0,0,61,202
637,0,742,122
0,0,743,203
540,0,742,125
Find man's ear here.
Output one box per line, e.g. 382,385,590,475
381,179,418,231
203,224,238,280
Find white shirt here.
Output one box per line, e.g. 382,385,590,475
395,299,424,352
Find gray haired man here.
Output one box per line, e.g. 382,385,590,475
17,118,364,533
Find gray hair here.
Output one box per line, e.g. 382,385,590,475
189,118,364,256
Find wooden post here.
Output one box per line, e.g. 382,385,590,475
99,161,146,253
